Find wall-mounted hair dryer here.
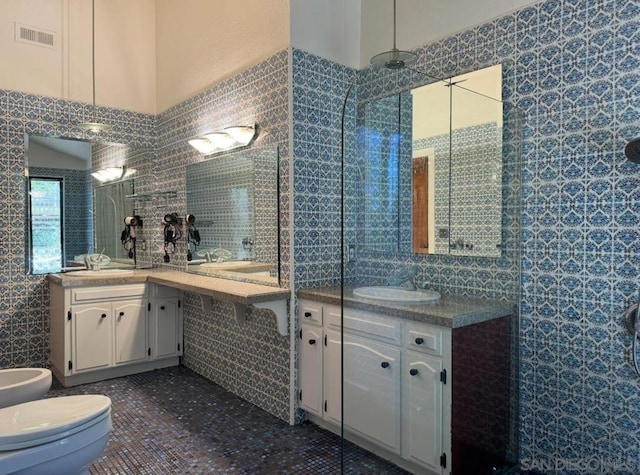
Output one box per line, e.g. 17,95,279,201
163,213,182,262
121,215,141,258
185,214,200,262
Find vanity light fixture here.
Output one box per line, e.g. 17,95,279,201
91,166,136,183
188,124,257,156
78,0,112,133
204,132,235,150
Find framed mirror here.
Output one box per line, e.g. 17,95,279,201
360,64,504,258
25,135,149,274
185,145,280,286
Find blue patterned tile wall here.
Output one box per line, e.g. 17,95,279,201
404,0,639,471
292,49,356,289
0,89,154,368
357,94,408,252
154,51,292,422
507,0,640,471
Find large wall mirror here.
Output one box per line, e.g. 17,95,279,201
360,64,504,258
185,145,280,286
25,135,150,274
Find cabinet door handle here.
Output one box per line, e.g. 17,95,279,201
410,368,419,376
381,361,390,369
160,306,165,310
308,339,316,345
119,311,125,317
415,337,424,345
304,312,312,318
101,313,107,319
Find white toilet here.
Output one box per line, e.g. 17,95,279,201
0,368,52,408
0,394,112,475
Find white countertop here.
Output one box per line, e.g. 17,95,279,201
48,269,289,305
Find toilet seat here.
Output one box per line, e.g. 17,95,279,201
0,395,111,451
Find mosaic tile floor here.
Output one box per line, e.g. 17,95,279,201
48,366,408,474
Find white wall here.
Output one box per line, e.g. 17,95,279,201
291,0,361,68
0,0,156,114
360,0,540,69
0,1,543,115
0,0,65,99
155,0,290,113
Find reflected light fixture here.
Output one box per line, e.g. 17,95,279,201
188,124,257,155
91,166,136,183
79,0,111,133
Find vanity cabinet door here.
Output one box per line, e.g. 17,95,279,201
150,298,183,359
402,349,443,473
323,328,343,425
73,303,112,373
299,324,323,416
113,299,148,365
342,333,402,454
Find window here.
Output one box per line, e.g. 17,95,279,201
28,177,63,274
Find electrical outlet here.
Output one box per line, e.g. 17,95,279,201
345,244,355,262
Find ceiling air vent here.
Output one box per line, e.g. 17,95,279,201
14,22,57,49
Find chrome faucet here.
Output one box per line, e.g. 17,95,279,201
387,265,421,290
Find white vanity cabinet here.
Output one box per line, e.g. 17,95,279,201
72,302,112,372
299,324,324,416
148,285,183,359
298,299,451,475
114,299,148,365
402,321,446,472
72,298,148,371
342,331,402,453
50,281,183,387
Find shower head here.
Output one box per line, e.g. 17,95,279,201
625,137,640,163
370,49,417,70
370,0,417,70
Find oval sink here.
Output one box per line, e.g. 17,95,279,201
353,286,441,303
65,269,135,277
200,261,252,268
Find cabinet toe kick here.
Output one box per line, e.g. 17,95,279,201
199,296,289,336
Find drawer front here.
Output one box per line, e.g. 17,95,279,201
151,284,180,298
327,304,401,345
405,322,443,356
72,284,147,303
299,300,323,326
